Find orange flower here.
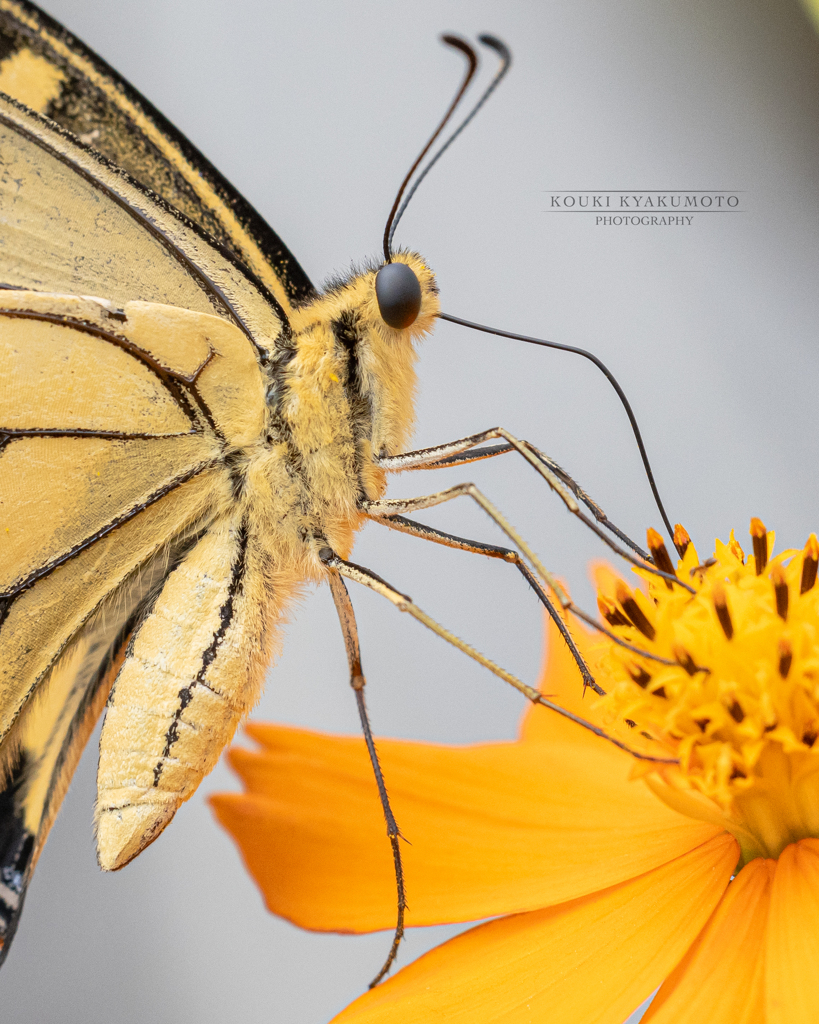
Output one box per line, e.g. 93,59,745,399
211,525,819,1023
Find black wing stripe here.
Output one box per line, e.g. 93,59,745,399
0,460,218,609
0,525,205,964
0,107,233,323
0,745,33,957
0,308,210,431
152,524,248,787
0,430,194,450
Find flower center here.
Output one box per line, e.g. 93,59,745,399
594,521,819,865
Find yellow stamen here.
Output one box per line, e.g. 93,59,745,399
801,533,819,594
750,517,768,574
771,563,788,620
673,523,691,558
596,524,819,864
646,527,675,587
614,581,656,641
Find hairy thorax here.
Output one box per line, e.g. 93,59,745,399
242,252,438,583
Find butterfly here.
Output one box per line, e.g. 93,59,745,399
0,0,680,984
0,0,487,971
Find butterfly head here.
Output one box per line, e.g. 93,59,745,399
284,252,438,475
334,250,438,455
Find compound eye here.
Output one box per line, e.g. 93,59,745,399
375,262,422,329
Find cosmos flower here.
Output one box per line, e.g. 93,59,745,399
211,521,819,1023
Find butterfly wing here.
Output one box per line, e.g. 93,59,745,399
0,87,278,960
0,0,316,311
0,533,199,961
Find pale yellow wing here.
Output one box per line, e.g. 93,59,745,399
0,537,194,959
0,91,287,357
0,290,269,960
0,0,315,312
96,516,278,873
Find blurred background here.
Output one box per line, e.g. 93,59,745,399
3,1,819,1021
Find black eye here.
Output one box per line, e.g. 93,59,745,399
375,262,422,329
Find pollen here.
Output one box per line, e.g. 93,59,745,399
594,521,819,864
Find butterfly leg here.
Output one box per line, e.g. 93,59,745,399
317,549,676,765
365,482,571,606
366,512,599,693
378,427,651,561
325,568,406,988
95,518,274,871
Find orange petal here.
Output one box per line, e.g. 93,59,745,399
210,723,723,933
331,832,738,1024
765,837,819,1024
642,857,773,1024
521,609,607,744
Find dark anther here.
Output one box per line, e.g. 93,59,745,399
694,718,710,732
375,263,422,329
647,527,675,588
597,594,631,628
801,534,819,594
673,523,691,559
730,766,747,780
652,685,668,699
713,584,734,639
625,718,637,728
803,729,817,748
728,699,745,723
673,644,698,676
627,664,651,689
615,582,656,641
750,517,768,575
778,638,793,679
771,564,789,620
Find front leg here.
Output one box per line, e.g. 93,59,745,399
377,427,652,561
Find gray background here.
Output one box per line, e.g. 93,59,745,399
3,1,819,1022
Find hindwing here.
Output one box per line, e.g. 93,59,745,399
0,286,272,958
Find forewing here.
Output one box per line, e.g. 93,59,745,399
0,92,288,359
0,291,241,748
0,0,316,311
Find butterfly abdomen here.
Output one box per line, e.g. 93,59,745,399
95,520,277,870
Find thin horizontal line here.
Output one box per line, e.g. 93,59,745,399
544,190,746,193
545,209,745,214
